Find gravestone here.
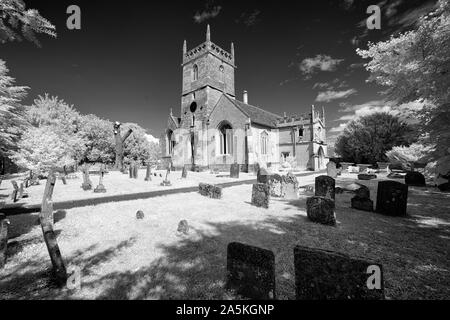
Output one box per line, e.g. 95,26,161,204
160,169,172,186
253,162,260,176
294,245,384,300
17,182,25,199
387,172,404,179
94,165,107,193
133,163,139,179
154,173,157,177
257,167,270,184
306,196,336,226
436,157,450,192
283,173,299,200
129,165,133,178
351,183,373,212
10,181,19,202
177,220,189,235
358,164,371,173
405,171,425,187
327,161,338,179
315,175,335,200
136,210,145,220
251,183,270,209
145,164,152,181
181,166,188,179
230,163,240,178
269,174,283,197
0,215,10,269
377,162,390,172
358,174,377,180
226,242,276,300
198,183,222,199
81,165,93,190
376,181,408,216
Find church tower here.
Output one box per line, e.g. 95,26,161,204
180,25,236,129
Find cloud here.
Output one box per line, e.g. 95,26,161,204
315,89,357,102
298,55,344,77
193,6,222,23
329,123,348,133
237,9,261,27
312,82,332,90
145,134,159,144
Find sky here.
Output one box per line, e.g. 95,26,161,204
0,0,438,143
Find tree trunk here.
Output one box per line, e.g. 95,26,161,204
0,214,9,269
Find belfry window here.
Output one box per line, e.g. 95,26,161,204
193,64,199,81
219,122,233,155
261,131,269,155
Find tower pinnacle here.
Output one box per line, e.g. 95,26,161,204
206,24,211,42
231,42,234,57
183,40,187,55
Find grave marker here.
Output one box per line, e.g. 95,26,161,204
177,220,189,235
358,174,377,180
198,183,222,199
226,242,276,300
269,174,283,197
376,181,408,216
0,214,10,269
327,161,338,179
315,175,335,200
94,164,107,193
230,163,240,178
294,245,384,300
10,181,19,202
81,164,92,191
145,164,152,181
136,210,145,219
257,167,270,184
351,185,373,212
251,183,270,209
405,171,425,187
283,173,299,200
306,196,336,226
181,166,188,179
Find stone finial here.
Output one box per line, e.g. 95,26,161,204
231,42,235,57
322,106,325,123
183,40,187,55
206,24,211,42
170,108,173,116
311,105,315,121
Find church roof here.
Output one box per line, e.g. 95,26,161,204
223,94,282,128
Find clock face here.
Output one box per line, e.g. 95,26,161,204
190,101,197,113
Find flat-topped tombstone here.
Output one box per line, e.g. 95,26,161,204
230,163,240,179
181,166,188,179
376,181,408,216
315,175,335,200
1,215,10,268
306,196,336,226
269,174,283,197
405,171,425,187
327,161,338,179
358,173,377,180
294,246,384,300
251,183,270,209
257,167,270,184
226,242,276,300
283,172,299,200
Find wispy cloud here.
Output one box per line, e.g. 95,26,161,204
315,89,357,102
193,6,222,23
298,54,344,78
236,9,261,27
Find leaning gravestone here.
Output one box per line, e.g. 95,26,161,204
251,183,270,209
81,165,93,191
136,210,145,220
0,215,10,269
177,220,189,235
315,175,335,200
257,167,270,184
294,245,384,300
230,163,240,179
306,196,336,226
181,166,188,179
327,161,337,179
283,173,299,200
376,181,408,216
226,242,276,300
269,174,283,197
405,171,425,187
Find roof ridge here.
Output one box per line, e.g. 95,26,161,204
235,99,282,119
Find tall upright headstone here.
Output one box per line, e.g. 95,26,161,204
315,175,335,200
327,161,338,179
181,166,188,179
81,164,92,191
226,242,276,300
145,164,152,181
269,174,283,197
230,163,240,178
376,181,408,216
251,183,270,209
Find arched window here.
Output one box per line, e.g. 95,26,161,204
218,122,233,155
193,64,198,81
167,130,175,155
261,131,269,155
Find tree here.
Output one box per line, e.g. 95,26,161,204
122,123,153,166
0,0,56,47
335,112,417,164
356,0,450,159
386,143,434,170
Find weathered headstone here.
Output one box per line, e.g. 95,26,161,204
181,166,188,179
376,181,408,216
129,165,133,178
198,183,222,199
351,183,373,212
230,163,240,179
94,165,107,193
10,181,19,202
377,162,390,173
17,182,25,199
315,175,335,200
0,215,10,269
145,164,152,181
226,242,276,300
269,174,283,197
306,196,336,226
358,173,377,180
257,167,270,184
177,220,189,235
253,162,260,176
133,163,139,179
294,246,384,300
251,183,270,209
81,165,92,191
283,173,299,200
405,171,425,187
327,161,338,179
136,210,145,220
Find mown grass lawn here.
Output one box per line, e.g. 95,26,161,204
0,174,449,300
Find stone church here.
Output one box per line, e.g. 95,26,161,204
161,25,328,172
